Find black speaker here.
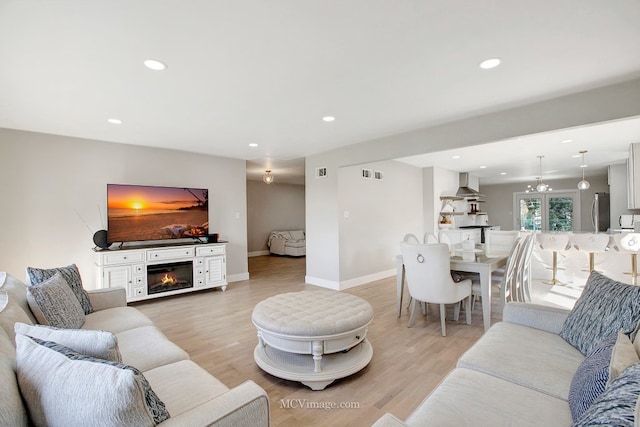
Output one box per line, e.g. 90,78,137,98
207,233,218,243
93,230,109,249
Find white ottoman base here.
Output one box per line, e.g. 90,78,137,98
254,340,373,390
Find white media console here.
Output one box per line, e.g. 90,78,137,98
94,242,227,303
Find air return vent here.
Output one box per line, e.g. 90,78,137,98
315,167,327,178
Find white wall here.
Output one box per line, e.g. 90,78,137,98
608,162,640,225
246,180,305,255
305,78,640,286
336,160,422,288
0,128,249,287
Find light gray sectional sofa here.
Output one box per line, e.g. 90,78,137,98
373,271,640,426
0,272,269,426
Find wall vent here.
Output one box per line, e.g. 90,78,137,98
315,167,327,178
362,168,372,179
374,170,384,180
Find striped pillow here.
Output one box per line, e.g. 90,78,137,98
560,272,640,355
568,333,617,421
573,361,640,427
27,264,93,315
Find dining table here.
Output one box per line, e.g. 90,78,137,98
395,250,507,332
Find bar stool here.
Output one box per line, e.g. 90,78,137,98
571,233,611,273
536,233,570,285
614,233,640,285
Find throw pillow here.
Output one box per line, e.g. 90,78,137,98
610,330,640,385
560,271,640,355
27,264,93,314
15,335,170,427
14,322,121,362
290,230,305,240
573,361,640,427
26,272,85,329
568,332,617,421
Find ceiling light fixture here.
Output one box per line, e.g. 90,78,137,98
536,155,549,192
479,57,502,69
479,165,487,169
452,155,460,159
577,150,590,190
322,116,335,122
249,143,259,148
263,170,274,184
562,139,574,144
107,118,122,124
143,59,167,71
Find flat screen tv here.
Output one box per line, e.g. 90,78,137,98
107,184,209,244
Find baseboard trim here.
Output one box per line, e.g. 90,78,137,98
228,272,250,283
248,250,270,257
306,269,396,291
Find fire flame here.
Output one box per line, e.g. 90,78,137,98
161,273,178,285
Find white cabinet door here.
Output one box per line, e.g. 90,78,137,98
103,266,133,298
205,256,226,286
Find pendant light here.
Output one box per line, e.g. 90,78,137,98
536,156,549,192
577,150,590,190
262,170,274,184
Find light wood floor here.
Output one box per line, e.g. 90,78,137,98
134,256,493,427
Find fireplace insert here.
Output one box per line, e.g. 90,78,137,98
147,261,193,295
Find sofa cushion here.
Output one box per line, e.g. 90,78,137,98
16,334,170,427
15,322,121,362
144,359,229,417
83,306,153,333
457,321,584,399
0,291,34,342
0,274,37,325
0,326,28,427
573,362,640,427
116,325,189,372
568,332,617,421
610,330,640,384
560,271,640,355
289,230,305,240
405,368,572,427
27,264,93,314
26,272,85,329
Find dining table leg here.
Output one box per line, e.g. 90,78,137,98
395,255,405,318
480,269,491,331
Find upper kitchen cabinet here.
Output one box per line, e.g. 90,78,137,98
628,143,640,209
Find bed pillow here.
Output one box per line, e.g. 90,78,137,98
560,271,640,355
14,322,121,362
26,272,85,329
568,332,617,421
15,335,170,427
27,264,93,314
573,361,640,427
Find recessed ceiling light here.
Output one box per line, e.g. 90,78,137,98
107,118,122,124
500,172,507,175
571,154,581,158
479,165,487,169
143,59,167,71
479,57,502,70
248,143,259,148
322,116,335,122
452,155,461,159
562,139,574,144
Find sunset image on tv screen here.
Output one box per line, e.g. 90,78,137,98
107,184,209,243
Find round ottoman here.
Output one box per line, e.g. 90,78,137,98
252,290,374,390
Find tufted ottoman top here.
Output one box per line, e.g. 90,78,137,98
252,290,374,337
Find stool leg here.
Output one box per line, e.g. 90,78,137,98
543,251,564,286
633,254,638,286
589,252,595,273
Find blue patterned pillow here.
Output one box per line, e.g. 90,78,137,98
573,361,640,426
27,264,93,314
560,272,640,355
568,333,617,421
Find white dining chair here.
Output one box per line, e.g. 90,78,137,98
400,242,472,336
403,233,420,244
424,233,439,244
514,233,536,302
613,233,640,285
484,230,520,258
471,237,521,310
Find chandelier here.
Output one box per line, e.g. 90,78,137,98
525,156,552,193
577,150,590,190
262,170,274,184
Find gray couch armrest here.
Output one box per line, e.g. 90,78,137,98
158,380,269,427
371,413,409,427
502,302,570,334
86,287,126,311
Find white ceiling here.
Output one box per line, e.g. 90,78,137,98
2,1,640,186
